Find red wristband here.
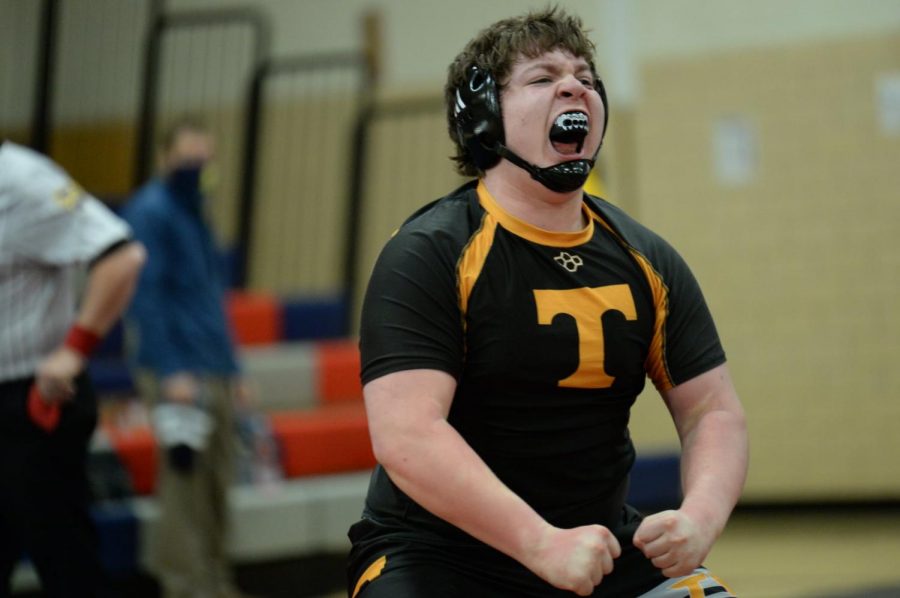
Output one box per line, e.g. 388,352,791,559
64,324,102,357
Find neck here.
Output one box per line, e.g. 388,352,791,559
483,165,585,233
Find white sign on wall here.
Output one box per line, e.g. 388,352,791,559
712,115,759,187
876,72,900,136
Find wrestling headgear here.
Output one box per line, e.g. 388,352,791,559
453,64,609,194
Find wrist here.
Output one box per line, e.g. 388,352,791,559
63,324,101,357
680,495,731,539
515,518,556,571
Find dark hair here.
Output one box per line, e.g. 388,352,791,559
444,6,597,176
159,115,209,153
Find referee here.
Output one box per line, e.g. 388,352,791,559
0,140,146,597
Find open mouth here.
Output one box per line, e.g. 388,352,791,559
549,111,589,155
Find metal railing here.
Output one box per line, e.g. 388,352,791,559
344,94,466,331
239,51,372,292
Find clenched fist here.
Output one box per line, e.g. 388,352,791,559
633,509,714,578
528,524,621,596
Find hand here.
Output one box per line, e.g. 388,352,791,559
162,372,199,404
633,509,714,578
233,376,257,411
34,346,85,404
527,524,621,596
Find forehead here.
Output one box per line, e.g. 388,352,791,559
509,48,591,76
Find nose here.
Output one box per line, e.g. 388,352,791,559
557,73,587,99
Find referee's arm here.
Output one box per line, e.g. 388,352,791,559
35,240,146,403
77,240,147,338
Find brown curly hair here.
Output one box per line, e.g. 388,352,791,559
444,6,598,176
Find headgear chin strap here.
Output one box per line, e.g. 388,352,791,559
494,144,595,194
454,64,608,194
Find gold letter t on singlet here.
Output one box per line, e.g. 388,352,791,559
534,284,637,389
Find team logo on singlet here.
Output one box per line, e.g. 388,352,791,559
554,251,583,272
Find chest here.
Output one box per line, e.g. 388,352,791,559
463,228,656,393
163,212,221,288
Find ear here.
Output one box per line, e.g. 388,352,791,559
454,65,504,170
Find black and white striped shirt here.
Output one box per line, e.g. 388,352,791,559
0,142,131,382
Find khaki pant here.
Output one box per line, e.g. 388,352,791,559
136,372,239,598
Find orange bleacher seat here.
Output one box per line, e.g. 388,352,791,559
102,336,370,495
315,339,363,405
104,402,376,494
106,426,158,496
269,403,375,478
227,291,283,346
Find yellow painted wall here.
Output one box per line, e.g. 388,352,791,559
630,32,900,501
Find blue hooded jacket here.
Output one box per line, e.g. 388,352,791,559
122,177,239,377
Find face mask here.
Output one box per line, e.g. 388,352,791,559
167,164,204,195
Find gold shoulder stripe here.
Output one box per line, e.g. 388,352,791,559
351,555,387,598
457,210,497,322
590,212,674,391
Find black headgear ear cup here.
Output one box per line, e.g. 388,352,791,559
454,65,504,170
594,76,609,146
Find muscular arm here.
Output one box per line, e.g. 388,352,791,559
633,363,748,576
365,369,620,596
35,241,146,401
668,364,747,538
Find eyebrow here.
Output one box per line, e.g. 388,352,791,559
519,60,592,77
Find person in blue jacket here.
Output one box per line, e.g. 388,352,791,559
122,117,253,598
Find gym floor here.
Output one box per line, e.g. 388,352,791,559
705,505,900,598
14,506,900,597
318,505,900,598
